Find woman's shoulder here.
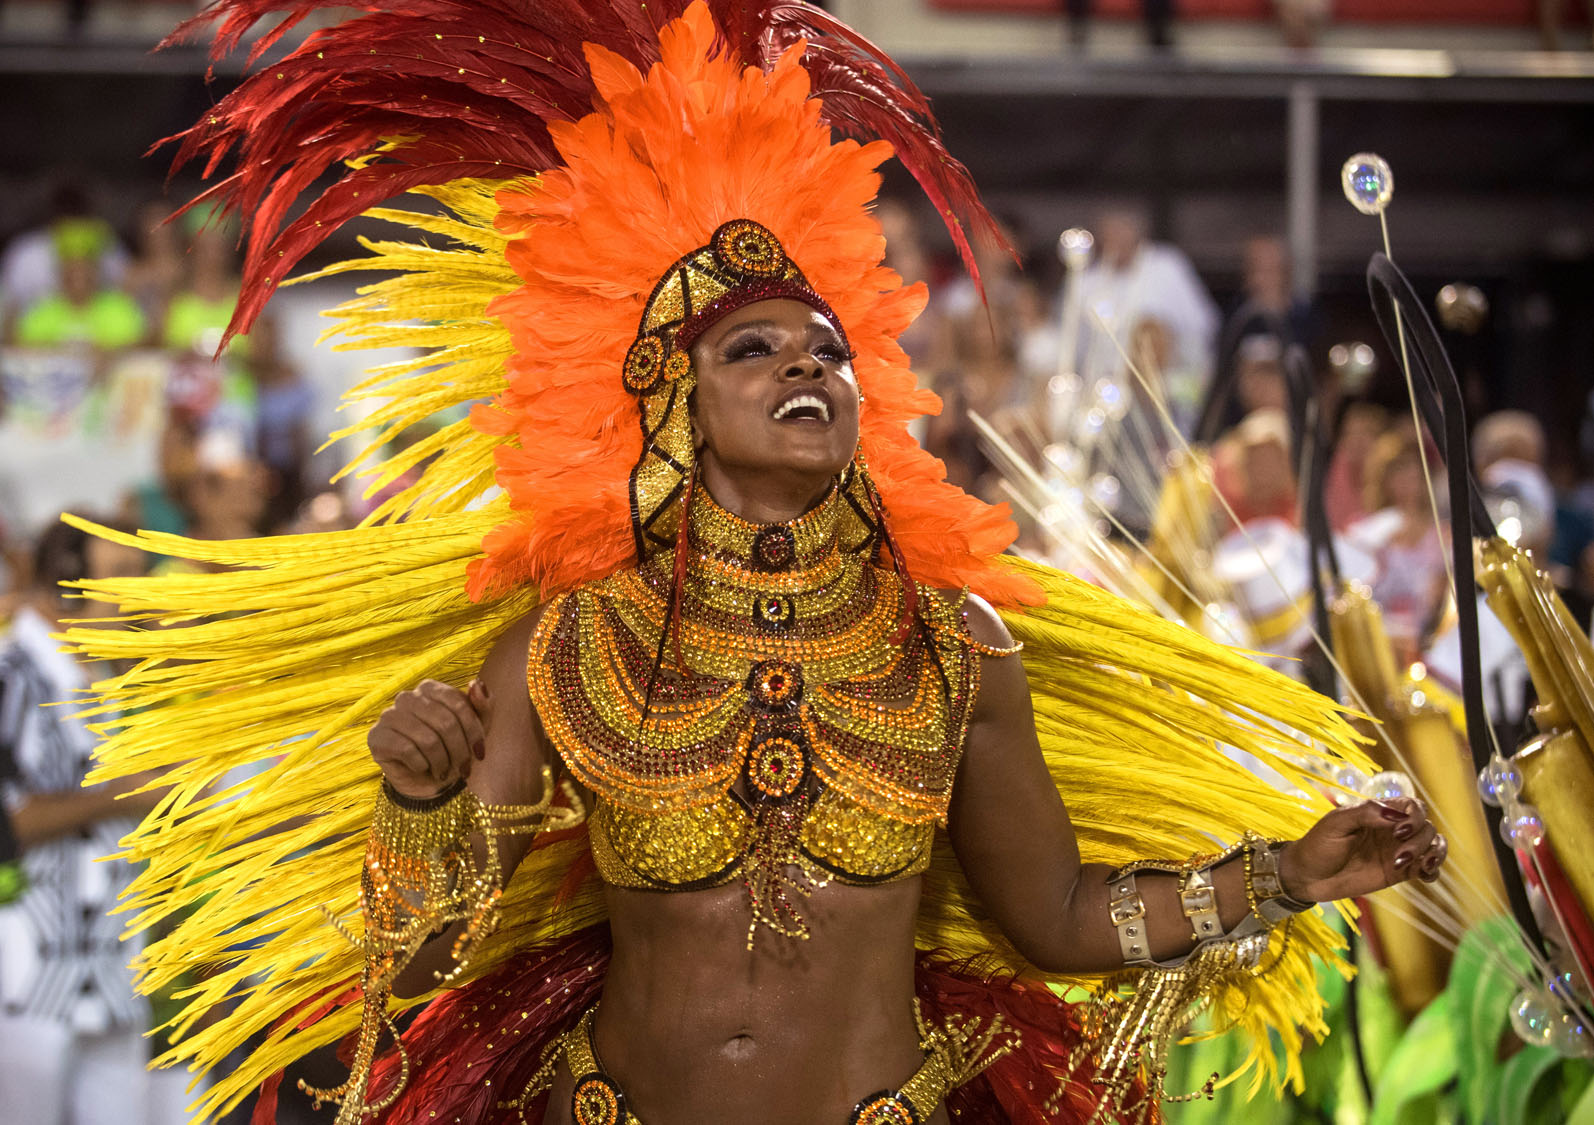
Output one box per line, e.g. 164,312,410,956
925,584,1018,653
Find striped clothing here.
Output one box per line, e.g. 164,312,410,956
0,608,144,1032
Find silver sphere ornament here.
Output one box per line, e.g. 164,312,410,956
1044,443,1084,479
1548,969,1590,1008
1510,990,1557,1047
1058,228,1095,269
1549,1013,1594,1059
1341,153,1394,217
1048,372,1082,399
1332,763,1370,796
1436,283,1489,335
1360,770,1415,803
1092,379,1128,421
1478,757,1522,808
1088,473,1121,512
1502,805,1546,850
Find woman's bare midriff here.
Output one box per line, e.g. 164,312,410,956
540,872,950,1125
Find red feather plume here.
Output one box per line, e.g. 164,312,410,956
158,0,1006,345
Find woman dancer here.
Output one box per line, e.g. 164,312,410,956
65,4,1442,1122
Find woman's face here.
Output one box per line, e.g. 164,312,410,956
688,299,860,488
1385,451,1424,510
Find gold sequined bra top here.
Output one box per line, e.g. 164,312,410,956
527,482,1006,943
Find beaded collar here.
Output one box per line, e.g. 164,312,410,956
527,477,984,943
687,480,844,574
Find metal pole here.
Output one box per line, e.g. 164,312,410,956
1287,81,1320,299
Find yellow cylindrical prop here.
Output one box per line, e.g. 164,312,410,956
1365,886,1449,1016
1329,585,1401,733
1330,586,1453,1016
1518,729,1594,924
1394,686,1508,927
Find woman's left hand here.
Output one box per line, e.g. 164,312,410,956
1277,797,1447,904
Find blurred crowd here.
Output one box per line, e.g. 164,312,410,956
891,198,1594,675
0,183,349,1123
1,181,1592,1123
0,182,343,604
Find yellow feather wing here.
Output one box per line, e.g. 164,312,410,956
61,182,1369,1121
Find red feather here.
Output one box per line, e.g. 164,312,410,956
157,0,1006,347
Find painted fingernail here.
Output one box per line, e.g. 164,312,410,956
1394,851,1412,868
1379,805,1404,821
1393,822,1414,840
473,739,485,760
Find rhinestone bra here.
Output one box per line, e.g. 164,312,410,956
527,482,986,943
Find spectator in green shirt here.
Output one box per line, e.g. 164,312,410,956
10,252,146,351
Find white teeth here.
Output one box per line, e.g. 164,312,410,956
772,394,830,422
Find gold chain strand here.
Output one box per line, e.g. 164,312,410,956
307,767,584,1123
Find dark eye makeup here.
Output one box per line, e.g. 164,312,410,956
717,326,852,365
720,331,775,362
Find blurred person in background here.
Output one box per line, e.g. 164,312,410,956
121,200,185,332
1355,428,1450,664
161,214,258,458
162,213,244,359
176,431,271,553
246,315,315,533
933,214,1053,387
1233,333,1289,415
924,246,1049,496
1213,407,1299,529
1275,0,1331,49
1323,400,1390,532
0,517,165,1125
873,198,939,371
1101,316,1179,538
1070,205,1218,435
1208,235,1318,433
0,180,129,341
1539,0,1594,49
8,238,146,352
1474,409,1594,613
925,220,1051,497
284,490,355,537
1061,0,1176,49
120,418,200,539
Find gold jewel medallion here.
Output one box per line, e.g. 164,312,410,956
712,217,787,277
850,1092,920,1125
622,335,665,393
571,1073,625,1125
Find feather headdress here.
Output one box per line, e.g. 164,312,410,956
166,0,1036,604
59,3,1369,1120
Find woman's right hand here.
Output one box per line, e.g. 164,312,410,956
368,679,493,799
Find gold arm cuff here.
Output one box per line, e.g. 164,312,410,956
308,767,585,1125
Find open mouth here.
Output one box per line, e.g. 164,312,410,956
771,392,833,424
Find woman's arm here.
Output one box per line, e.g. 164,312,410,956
10,772,162,848
946,593,1443,974
385,607,554,997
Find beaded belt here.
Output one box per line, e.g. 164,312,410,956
548,1001,1009,1125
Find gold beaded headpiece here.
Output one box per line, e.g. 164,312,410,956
623,218,851,561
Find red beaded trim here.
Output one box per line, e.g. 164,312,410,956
673,279,847,353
